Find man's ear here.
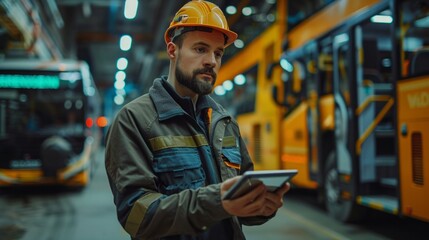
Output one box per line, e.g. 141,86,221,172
167,42,176,59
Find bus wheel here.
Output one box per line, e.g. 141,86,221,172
41,136,74,177
324,151,366,223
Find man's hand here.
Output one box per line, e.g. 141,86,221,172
220,176,291,217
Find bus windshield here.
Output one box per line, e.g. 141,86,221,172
0,70,85,138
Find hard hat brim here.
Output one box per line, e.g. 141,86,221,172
165,24,238,47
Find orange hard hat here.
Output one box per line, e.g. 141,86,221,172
164,0,238,47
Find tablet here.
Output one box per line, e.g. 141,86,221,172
222,169,298,200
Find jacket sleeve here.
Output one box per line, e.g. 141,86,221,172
105,107,231,239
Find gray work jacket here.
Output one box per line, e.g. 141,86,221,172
105,77,271,240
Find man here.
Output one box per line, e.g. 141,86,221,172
105,1,290,239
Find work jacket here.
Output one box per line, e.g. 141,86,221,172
105,77,271,240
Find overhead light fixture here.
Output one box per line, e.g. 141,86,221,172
370,15,393,24
116,89,126,96
116,58,128,70
83,2,91,17
124,0,138,19
223,80,233,91
334,33,349,45
114,95,125,105
267,13,275,22
280,59,293,72
114,80,125,90
214,86,226,96
226,6,237,15
234,74,246,85
115,71,126,81
234,39,244,49
242,7,255,16
120,35,132,51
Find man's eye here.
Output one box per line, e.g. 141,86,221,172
196,47,206,53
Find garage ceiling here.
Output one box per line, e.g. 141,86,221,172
0,0,278,97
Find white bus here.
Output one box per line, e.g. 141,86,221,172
0,60,105,188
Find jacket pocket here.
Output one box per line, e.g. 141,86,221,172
222,147,241,170
153,148,206,195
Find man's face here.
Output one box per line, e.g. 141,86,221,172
174,30,225,95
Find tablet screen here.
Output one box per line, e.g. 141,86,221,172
222,169,298,200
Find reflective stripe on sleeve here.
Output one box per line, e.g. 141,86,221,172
125,192,163,237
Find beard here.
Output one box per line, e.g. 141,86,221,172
175,63,217,95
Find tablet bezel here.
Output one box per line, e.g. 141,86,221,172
222,169,298,200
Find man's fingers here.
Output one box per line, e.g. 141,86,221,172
223,176,240,189
275,182,291,196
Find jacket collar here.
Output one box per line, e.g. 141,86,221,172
149,76,224,121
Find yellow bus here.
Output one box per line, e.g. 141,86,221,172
216,0,429,223
0,60,105,188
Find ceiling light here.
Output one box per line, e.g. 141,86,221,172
114,95,125,105
114,80,125,90
117,58,128,70
116,89,126,96
214,86,226,96
124,0,138,19
234,74,246,85
120,35,132,51
83,2,91,17
242,7,254,16
370,15,393,24
115,71,126,81
234,39,244,49
226,6,237,15
280,59,293,72
267,13,275,22
223,80,233,91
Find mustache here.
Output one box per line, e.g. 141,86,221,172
194,68,216,79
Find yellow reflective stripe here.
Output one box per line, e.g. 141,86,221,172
125,192,162,237
222,136,236,147
149,135,208,151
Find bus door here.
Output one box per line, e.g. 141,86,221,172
333,31,354,192
304,42,322,182
279,51,311,186
354,7,398,214
281,42,324,188
322,30,364,222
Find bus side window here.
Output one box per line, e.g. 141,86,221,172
318,52,333,95
409,47,429,75
363,39,384,83
400,0,429,78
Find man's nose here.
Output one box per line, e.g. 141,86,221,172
203,52,217,67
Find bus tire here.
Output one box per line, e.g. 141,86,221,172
41,136,74,177
324,151,366,223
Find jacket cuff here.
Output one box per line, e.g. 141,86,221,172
198,184,231,221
